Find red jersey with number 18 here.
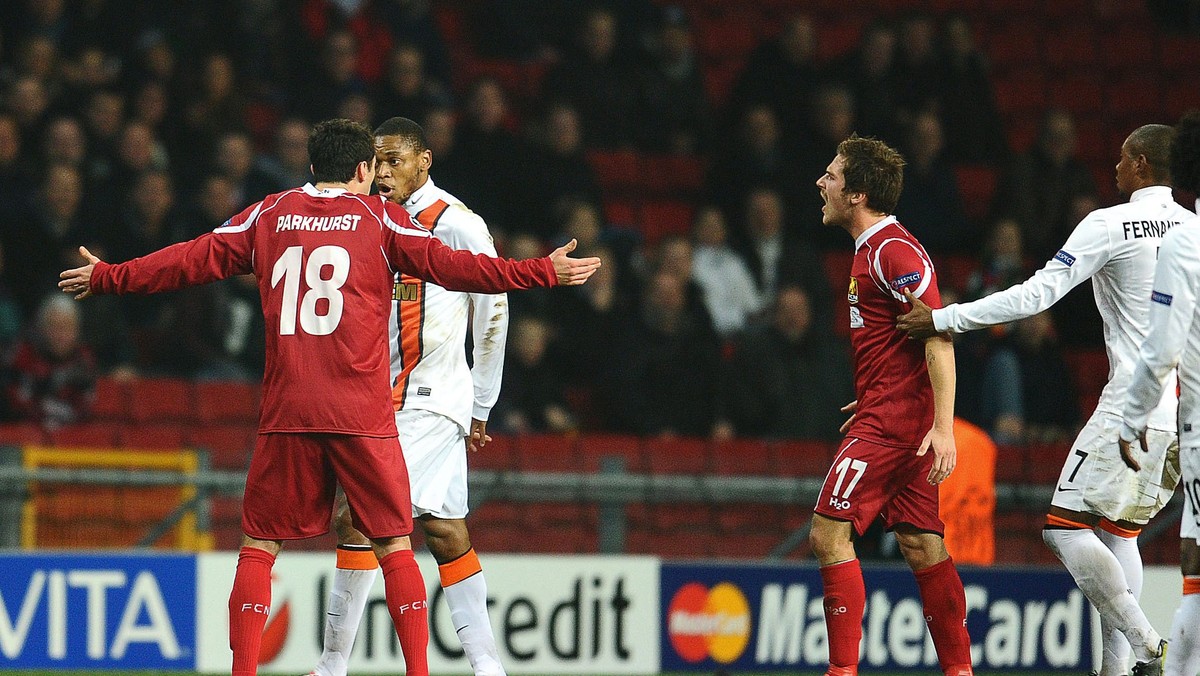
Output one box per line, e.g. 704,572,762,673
90,183,557,437
846,216,942,448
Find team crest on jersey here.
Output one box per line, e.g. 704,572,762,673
848,277,859,304
394,281,420,301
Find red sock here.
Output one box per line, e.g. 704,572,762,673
820,559,865,671
914,557,973,675
381,549,429,676
228,546,275,676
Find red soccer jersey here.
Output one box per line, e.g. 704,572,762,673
845,216,942,447
91,183,557,437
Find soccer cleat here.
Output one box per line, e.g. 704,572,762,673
1131,639,1168,676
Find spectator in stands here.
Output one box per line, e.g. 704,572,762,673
543,6,638,148
373,43,451,128
992,107,1098,259
171,274,265,381
494,315,575,434
529,103,604,237
291,30,366,125
81,89,124,178
553,198,635,284
212,130,285,209
635,5,710,154
689,205,762,338
894,111,972,254
41,117,88,172
724,284,852,440
736,187,830,322
893,12,942,125
0,244,23,351
2,294,96,429
1010,312,1080,441
336,92,375,127
373,0,453,87
937,14,1007,164
255,117,313,190
420,105,470,200
834,19,900,141
654,234,718,335
729,13,821,147
129,80,172,140
179,173,239,239
179,53,246,178
707,104,800,224
794,85,859,248
6,76,51,142
0,115,34,231
453,77,532,234
614,270,726,438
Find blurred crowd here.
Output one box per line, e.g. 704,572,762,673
0,0,1110,442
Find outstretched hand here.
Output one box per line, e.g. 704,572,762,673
549,239,602,286
896,289,937,339
58,246,101,300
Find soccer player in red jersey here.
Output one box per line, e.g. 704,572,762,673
57,119,600,676
811,135,971,676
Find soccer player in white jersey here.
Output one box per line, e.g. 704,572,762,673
1120,110,1200,676
898,124,1189,676
310,117,509,676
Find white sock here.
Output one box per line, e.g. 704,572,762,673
443,562,505,676
313,550,379,676
1043,528,1162,662
1165,582,1200,676
1097,527,1143,676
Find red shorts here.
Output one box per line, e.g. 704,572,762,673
813,436,944,537
242,433,413,541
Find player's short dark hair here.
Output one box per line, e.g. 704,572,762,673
373,116,428,152
837,134,906,214
307,118,374,183
1171,110,1200,194
1125,124,1176,183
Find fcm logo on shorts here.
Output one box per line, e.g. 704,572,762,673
666,581,751,664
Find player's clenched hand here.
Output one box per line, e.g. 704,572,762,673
838,400,858,435
896,289,937,340
467,418,492,453
549,238,602,286
58,246,101,300
918,425,956,485
1118,434,1150,471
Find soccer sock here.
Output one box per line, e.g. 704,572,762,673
1165,577,1200,676
440,548,505,676
228,546,276,676
913,557,973,675
1097,523,1143,676
313,545,379,676
381,549,430,676
819,559,865,672
1042,523,1162,662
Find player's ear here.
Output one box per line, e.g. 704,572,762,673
421,149,432,172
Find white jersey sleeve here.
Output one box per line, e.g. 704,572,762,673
1121,226,1199,440
932,211,1113,332
447,210,509,422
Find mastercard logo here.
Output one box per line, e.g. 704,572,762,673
667,581,751,664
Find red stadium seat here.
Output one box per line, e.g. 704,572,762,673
1099,27,1156,73
91,377,131,421
586,150,641,194
711,532,779,560
985,24,1044,71
1043,26,1098,72
602,198,639,228
467,433,515,472
579,433,646,473
775,441,833,478
468,500,522,529
512,433,579,472
992,72,1047,117
639,200,695,245
953,165,999,224
652,503,712,531
993,444,1026,483
1165,80,1200,120
701,60,742,108
465,522,524,554
817,19,862,63
642,154,706,197
715,503,783,534
1050,76,1103,117
1160,35,1200,72
712,439,773,476
188,424,256,470
695,12,761,62
1064,348,1109,415
128,378,193,423
1105,76,1164,119
0,423,46,446
644,437,711,475
195,381,260,424
120,423,187,450
1023,442,1071,484
47,422,122,448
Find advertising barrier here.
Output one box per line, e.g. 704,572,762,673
196,552,660,674
661,562,1100,672
0,552,196,670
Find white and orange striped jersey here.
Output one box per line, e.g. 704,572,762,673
388,178,509,432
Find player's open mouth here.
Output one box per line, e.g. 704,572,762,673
378,184,394,197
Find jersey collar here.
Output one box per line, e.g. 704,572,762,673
403,177,437,212
854,215,898,251
302,183,349,197
1130,185,1172,202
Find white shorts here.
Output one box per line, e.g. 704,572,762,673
1050,413,1180,524
397,409,469,520
1181,447,1200,542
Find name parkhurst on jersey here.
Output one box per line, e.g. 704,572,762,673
388,178,509,433
931,185,1193,431
1122,200,1200,446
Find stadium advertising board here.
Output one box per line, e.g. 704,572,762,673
0,552,196,670
196,552,659,674
661,562,1097,672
